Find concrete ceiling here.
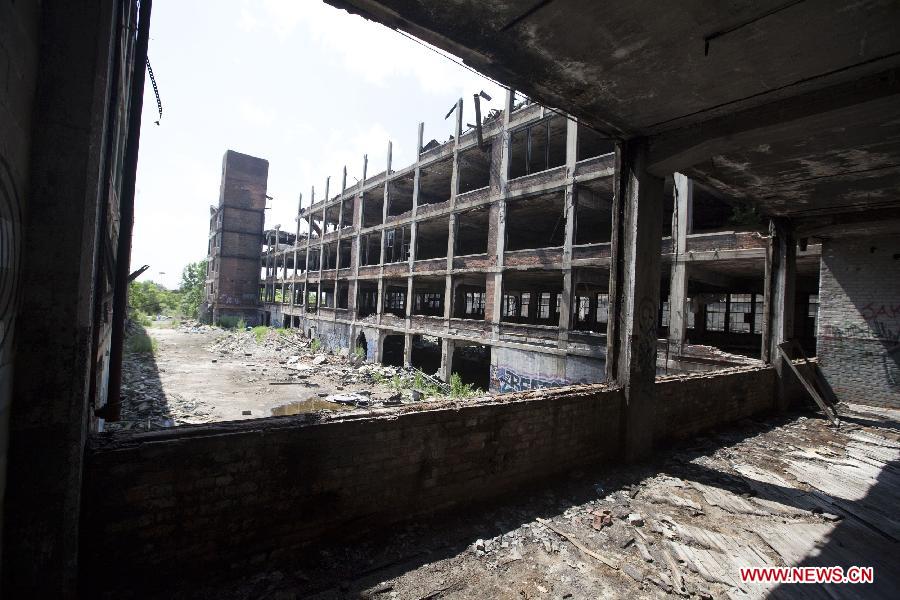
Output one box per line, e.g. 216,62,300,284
325,0,900,223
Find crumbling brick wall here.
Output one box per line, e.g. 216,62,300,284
654,367,776,444
81,387,625,591
818,235,900,408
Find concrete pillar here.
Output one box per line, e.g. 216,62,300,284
382,140,392,223
607,139,665,462
440,337,455,382
403,332,413,367
668,173,693,353
558,115,579,348
490,90,514,340
444,213,457,323
449,97,463,206
763,217,797,410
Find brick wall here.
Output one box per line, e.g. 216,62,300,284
81,386,625,591
654,366,776,444
80,367,778,592
818,235,900,408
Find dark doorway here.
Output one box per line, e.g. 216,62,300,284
452,343,490,391
410,335,441,375
382,334,405,367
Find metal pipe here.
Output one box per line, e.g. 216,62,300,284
100,0,153,421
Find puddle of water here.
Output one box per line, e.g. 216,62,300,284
271,397,351,416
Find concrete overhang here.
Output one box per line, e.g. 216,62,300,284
324,0,900,224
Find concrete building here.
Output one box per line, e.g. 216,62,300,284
203,150,269,325
2,1,900,596
259,95,822,392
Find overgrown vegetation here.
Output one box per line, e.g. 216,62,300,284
126,331,157,355
354,345,366,359
252,326,268,343
129,280,180,317
178,259,207,318
310,338,322,352
217,316,247,329
449,372,479,398
372,369,481,399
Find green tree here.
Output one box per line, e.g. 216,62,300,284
178,259,207,318
129,280,182,317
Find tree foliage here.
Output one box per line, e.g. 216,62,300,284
178,259,207,319
129,280,180,316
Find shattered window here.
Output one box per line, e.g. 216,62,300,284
538,292,553,320
502,294,519,317
596,293,609,323
520,292,530,318
465,292,485,316
660,300,670,327
728,293,753,333
706,295,727,332
575,295,591,322
753,294,764,334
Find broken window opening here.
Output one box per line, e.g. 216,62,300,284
509,115,567,180
574,181,613,245
417,157,453,206
576,122,615,161
506,191,566,251
416,217,450,261
362,185,385,228
383,284,407,318
454,207,489,256
457,145,492,194
384,226,410,263
387,174,415,217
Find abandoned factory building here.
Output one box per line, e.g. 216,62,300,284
217,95,826,393
2,0,899,597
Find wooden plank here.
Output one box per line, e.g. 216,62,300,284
778,341,839,425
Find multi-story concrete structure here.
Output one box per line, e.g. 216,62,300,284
204,150,269,325
259,92,821,392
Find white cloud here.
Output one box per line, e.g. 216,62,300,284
238,99,276,127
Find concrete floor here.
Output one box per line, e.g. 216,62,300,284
122,402,899,599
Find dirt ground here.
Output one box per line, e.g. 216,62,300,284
107,322,421,432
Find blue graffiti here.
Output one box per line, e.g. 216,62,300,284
491,366,569,393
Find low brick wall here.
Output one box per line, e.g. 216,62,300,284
654,366,776,444
81,367,778,591
82,386,624,590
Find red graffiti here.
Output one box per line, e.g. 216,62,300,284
860,302,900,322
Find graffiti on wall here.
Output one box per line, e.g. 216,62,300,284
822,301,900,389
822,302,900,343
490,365,569,393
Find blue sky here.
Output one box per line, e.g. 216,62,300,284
133,0,505,288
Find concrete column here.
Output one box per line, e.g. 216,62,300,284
490,90,514,340
403,332,413,367
557,115,579,348
444,213,457,323
763,217,797,410
607,138,665,462
382,140,392,223
449,97,463,206
440,337,455,382
668,173,693,353
349,155,366,321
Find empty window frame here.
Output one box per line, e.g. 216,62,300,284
596,293,609,324
414,292,443,316
660,300,670,328
385,289,406,313
706,295,727,332
384,227,410,264
509,115,567,179
464,291,486,317
728,293,754,333
807,293,819,333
